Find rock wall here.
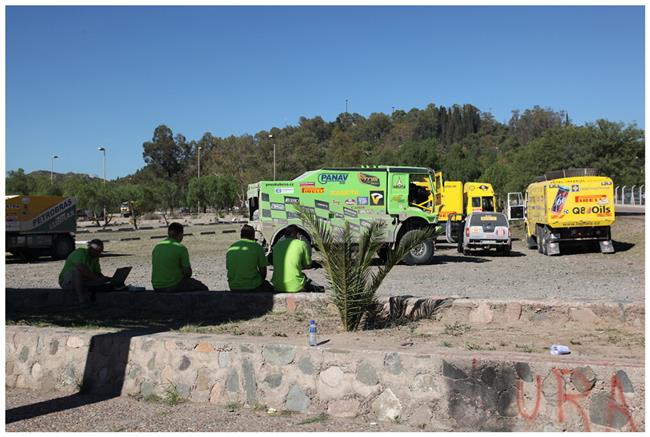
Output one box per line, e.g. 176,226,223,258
6,326,644,431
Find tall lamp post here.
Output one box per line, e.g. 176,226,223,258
98,147,107,220
268,134,276,181
50,155,59,184
197,146,202,214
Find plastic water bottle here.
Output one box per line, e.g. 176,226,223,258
308,320,317,346
549,344,571,355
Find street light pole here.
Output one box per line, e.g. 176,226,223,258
50,155,59,184
98,147,107,221
268,134,276,181
197,146,202,214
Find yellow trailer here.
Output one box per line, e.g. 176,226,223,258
521,170,615,255
6,195,77,259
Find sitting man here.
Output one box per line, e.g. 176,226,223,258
226,224,272,291
151,222,209,292
270,225,324,293
58,239,111,304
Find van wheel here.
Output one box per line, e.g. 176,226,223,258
53,235,75,260
540,229,549,256
401,230,435,265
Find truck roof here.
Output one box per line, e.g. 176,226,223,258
532,168,599,182
320,166,434,173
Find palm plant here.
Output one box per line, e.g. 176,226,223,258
295,205,435,331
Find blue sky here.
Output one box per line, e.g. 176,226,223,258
6,6,645,179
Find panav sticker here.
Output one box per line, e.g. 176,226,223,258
318,173,349,184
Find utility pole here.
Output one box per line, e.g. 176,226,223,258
98,147,107,221
268,134,276,180
50,155,58,184
197,146,202,214
345,99,348,114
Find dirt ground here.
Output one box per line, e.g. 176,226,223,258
5,388,424,432
4,215,645,303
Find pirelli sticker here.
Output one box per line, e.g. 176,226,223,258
315,200,329,210
344,207,357,218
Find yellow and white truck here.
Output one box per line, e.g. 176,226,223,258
517,169,615,255
6,195,77,259
434,172,496,239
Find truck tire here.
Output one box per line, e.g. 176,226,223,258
536,226,544,254
53,235,75,260
401,230,435,265
526,234,537,250
540,228,549,256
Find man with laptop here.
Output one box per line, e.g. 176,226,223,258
58,239,131,304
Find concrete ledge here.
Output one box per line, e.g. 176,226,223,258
6,289,644,326
5,326,644,431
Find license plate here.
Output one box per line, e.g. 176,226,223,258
482,240,497,244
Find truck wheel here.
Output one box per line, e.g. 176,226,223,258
526,234,537,250
53,235,75,260
401,230,435,265
536,226,544,254
541,229,549,256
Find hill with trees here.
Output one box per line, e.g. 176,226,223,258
6,102,645,223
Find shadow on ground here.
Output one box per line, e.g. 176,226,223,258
6,289,276,424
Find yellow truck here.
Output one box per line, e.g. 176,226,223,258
434,172,496,239
6,195,77,259
519,169,615,255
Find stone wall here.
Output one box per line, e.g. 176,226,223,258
6,326,644,431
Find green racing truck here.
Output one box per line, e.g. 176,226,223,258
246,165,439,265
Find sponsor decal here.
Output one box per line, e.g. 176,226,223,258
318,173,349,184
572,205,612,214
284,196,299,204
479,184,489,191
349,223,360,232
31,198,74,227
302,187,325,194
370,191,385,206
575,194,607,203
287,212,299,219
358,173,381,187
344,207,357,218
571,184,580,192
300,182,315,187
345,198,356,206
360,219,373,228
331,189,359,196
315,200,330,210
303,206,315,214
551,186,570,214
391,195,404,202
262,209,271,218
332,199,340,205
393,176,405,189
274,187,294,194
357,196,369,205
334,212,345,219
270,202,285,211
261,193,270,202
266,182,294,187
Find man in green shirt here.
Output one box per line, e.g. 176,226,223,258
59,239,111,304
270,225,324,293
151,222,209,292
226,224,271,291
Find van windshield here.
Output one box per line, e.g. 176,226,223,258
470,213,508,226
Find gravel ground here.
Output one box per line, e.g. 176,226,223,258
6,388,423,432
5,215,644,303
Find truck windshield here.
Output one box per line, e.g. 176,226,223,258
482,197,495,212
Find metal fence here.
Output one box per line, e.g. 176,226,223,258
615,185,645,205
